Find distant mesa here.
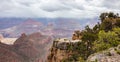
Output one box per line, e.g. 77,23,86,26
0,19,44,38
21,18,43,26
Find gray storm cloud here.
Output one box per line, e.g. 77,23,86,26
0,0,120,18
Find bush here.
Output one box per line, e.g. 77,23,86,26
77,57,85,62
116,50,120,55
93,30,120,52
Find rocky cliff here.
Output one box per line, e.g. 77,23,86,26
0,32,53,62
46,38,81,62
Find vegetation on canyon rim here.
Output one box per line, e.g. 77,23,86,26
63,12,120,62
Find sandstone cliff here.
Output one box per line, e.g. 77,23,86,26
46,38,81,62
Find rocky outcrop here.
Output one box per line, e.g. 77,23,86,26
72,30,82,40
0,32,53,62
87,45,120,62
46,38,81,62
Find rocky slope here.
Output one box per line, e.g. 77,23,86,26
0,32,53,62
87,45,120,62
0,42,24,62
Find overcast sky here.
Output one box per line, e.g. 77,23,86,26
0,0,120,18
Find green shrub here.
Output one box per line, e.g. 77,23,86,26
77,57,85,62
116,50,120,55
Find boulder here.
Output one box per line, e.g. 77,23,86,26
87,45,120,62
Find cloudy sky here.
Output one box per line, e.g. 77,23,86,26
0,0,120,19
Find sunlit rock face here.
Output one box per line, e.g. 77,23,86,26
0,32,53,62
0,34,17,45
87,45,120,62
46,38,81,62
0,38,17,45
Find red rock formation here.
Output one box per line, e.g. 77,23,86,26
0,43,24,62
0,32,53,62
